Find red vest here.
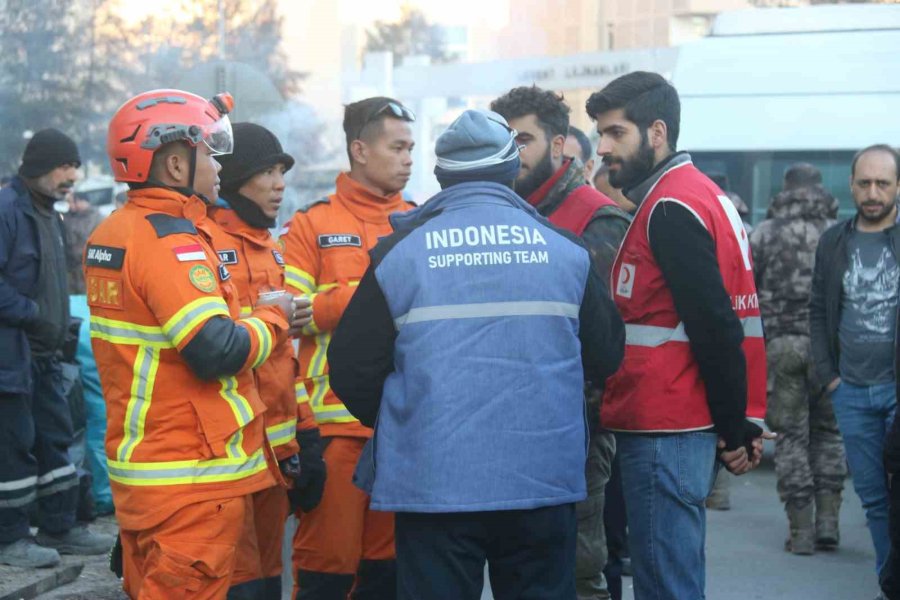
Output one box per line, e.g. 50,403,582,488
528,160,618,236
548,185,617,235
602,161,766,432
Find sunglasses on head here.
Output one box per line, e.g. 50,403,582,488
355,101,416,141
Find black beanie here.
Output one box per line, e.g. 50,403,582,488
18,128,81,178
217,123,295,193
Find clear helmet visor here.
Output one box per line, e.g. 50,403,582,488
202,115,233,156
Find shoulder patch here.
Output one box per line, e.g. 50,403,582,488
298,196,331,214
217,263,231,281
189,265,217,293
217,249,239,265
85,245,125,270
87,275,124,310
146,213,197,238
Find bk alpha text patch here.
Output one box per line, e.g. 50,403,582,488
85,245,125,270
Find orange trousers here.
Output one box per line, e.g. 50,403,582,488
232,485,290,585
292,437,394,589
121,496,249,600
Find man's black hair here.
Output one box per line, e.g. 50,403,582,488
850,144,900,180
490,86,570,140
567,126,592,163
585,71,680,151
708,172,730,192
783,163,822,191
342,96,406,161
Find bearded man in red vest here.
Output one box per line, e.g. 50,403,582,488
492,86,630,600
587,71,775,600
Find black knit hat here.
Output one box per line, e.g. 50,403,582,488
217,123,295,193
18,128,81,178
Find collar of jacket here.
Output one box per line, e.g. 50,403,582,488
335,172,408,224
526,157,586,216
216,192,276,229
10,176,36,218
390,180,538,232
845,211,900,235
17,176,58,215
208,204,272,246
127,186,209,225
624,151,692,206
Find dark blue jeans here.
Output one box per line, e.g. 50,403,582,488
617,431,718,600
0,354,78,542
395,504,577,600
831,380,896,575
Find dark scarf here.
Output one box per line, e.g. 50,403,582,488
526,158,587,217
220,190,276,229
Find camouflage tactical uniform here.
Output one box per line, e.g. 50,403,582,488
750,185,847,550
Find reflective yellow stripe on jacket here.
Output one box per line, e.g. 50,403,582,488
117,346,161,462
107,448,268,486
162,297,230,347
94,297,264,486
285,266,315,295
239,317,274,368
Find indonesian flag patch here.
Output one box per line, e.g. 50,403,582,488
173,243,207,262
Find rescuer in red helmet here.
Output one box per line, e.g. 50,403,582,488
84,89,295,599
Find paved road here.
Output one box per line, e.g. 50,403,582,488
39,460,879,599
480,461,879,600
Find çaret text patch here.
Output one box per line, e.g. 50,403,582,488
318,234,361,249
85,245,125,270
87,275,124,310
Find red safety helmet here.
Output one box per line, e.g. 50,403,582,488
107,89,235,183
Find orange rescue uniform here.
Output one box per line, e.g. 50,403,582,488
280,173,413,587
84,188,287,599
207,204,319,585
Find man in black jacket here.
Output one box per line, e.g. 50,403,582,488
0,129,113,568
811,144,900,585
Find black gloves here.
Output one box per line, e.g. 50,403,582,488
285,429,327,513
109,533,123,578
